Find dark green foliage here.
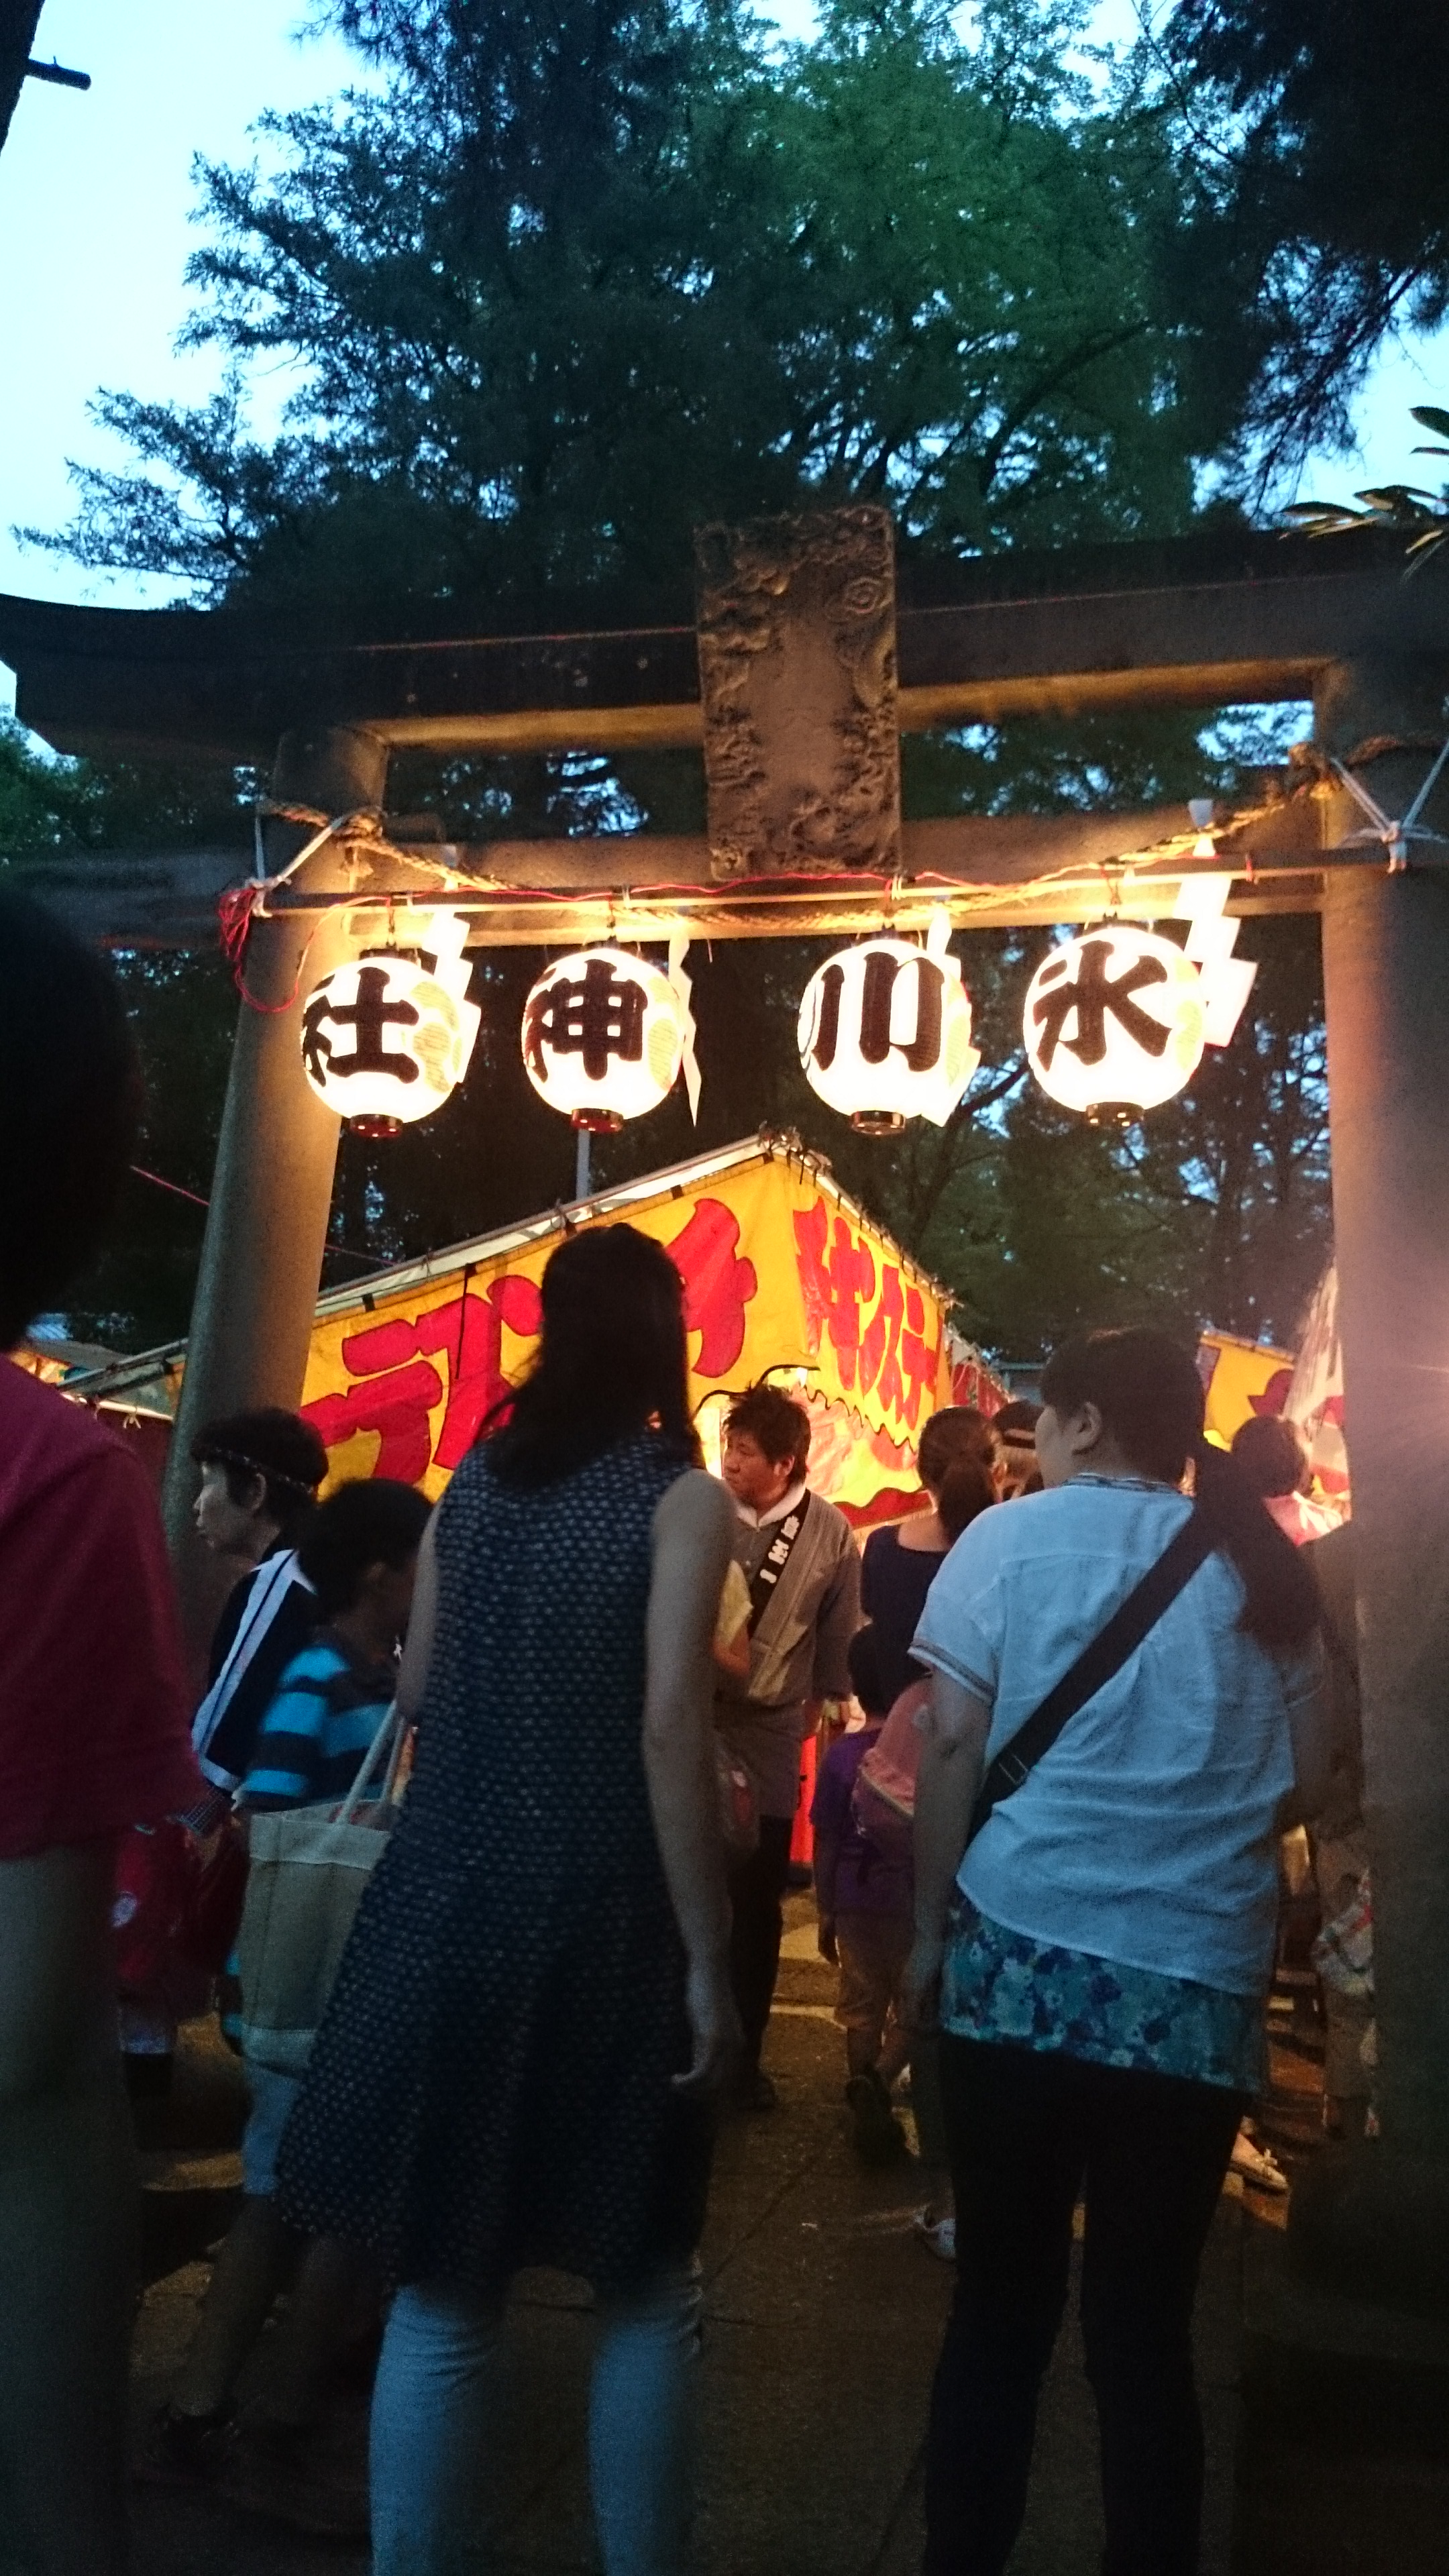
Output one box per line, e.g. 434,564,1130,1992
24,0,1336,1358
30,0,1252,615
1159,0,1449,473
0,716,250,859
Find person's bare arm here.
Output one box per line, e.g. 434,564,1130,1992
0,1846,115,2110
902,1672,991,2031
396,1511,440,1725
645,1468,740,2093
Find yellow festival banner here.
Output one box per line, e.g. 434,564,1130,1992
299,1137,985,1527
1196,1328,1295,1449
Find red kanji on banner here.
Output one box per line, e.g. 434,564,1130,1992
303,1273,544,1481
900,1282,941,1430
859,1263,906,1417
666,1198,757,1375
303,1358,444,1483
792,1200,877,1393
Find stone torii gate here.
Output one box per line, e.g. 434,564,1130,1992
5,511,1449,2296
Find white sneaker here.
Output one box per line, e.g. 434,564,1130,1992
912,2210,957,2261
1230,2127,1289,2193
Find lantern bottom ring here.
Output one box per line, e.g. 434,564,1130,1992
571,1108,625,1135
348,1114,403,1139
849,1110,906,1138
1083,1102,1140,1132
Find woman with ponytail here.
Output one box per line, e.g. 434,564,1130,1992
905,1328,1328,2576
859,1408,1001,1710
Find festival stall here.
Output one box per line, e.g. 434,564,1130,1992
299,1132,1002,1526
51,1134,1004,1529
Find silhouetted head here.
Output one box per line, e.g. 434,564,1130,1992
0,892,141,1348
484,1224,697,1486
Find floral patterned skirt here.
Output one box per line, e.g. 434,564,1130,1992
940,1900,1264,2092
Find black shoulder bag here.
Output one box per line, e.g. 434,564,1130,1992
964,1509,1216,1849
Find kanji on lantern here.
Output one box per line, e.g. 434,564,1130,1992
1023,925,1206,1118
299,911,480,1133
798,928,979,1132
521,947,686,1129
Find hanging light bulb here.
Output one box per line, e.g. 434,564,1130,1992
798,918,980,1134
300,910,480,1136
521,945,686,1130
1024,924,1206,1121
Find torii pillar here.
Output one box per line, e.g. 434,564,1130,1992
161,724,388,1663
1295,653,1449,2302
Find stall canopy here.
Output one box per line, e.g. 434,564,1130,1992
301,1134,998,1524
60,1135,1004,1527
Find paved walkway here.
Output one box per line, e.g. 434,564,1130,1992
129,1898,1246,2574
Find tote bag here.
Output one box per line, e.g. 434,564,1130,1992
235,1701,402,2078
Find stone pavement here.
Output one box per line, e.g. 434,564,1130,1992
128,1896,1247,2575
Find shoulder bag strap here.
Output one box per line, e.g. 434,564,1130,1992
965,1508,1217,1849
337,1698,403,1828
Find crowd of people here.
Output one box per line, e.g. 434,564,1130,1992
1,889,1351,2576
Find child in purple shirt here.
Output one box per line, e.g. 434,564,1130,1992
812,1627,914,2164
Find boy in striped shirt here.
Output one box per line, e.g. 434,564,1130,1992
243,1479,427,1811
155,1476,431,2479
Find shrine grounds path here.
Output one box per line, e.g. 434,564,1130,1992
123,1891,1256,2576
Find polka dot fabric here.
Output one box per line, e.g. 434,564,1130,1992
276,1432,713,2296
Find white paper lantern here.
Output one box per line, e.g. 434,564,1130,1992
798,933,981,1134
1024,925,1205,1118
301,912,480,1134
521,946,685,1130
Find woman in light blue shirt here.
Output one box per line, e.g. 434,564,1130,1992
907,1327,1328,2576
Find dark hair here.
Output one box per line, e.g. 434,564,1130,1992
298,1479,431,1618
992,1399,1042,1439
916,1407,998,1549
1231,1413,1308,1499
936,1456,998,1546
847,1623,888,1718
918,1405,1000,1487
724,1383,812,1477
1040,1328,1318,1650
0,893,142,1348
192,1408,330,1548
484,1225,698,1488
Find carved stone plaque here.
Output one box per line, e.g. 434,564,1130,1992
694,506,901,879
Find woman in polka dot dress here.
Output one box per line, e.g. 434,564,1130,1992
277,1226,739,2574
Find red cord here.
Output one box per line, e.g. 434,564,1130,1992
217,882,319,1012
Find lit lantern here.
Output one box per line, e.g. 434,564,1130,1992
301,911,480,1136
798,930,980,1134
521,946,685,1130
1024,925,1205,1120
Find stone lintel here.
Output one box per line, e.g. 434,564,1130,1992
2,525,1440,765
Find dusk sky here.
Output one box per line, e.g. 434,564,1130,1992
3,0,1445,712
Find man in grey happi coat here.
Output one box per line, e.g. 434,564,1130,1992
716,1383,861,2110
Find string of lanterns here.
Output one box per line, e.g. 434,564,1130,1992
297,890,1256,1139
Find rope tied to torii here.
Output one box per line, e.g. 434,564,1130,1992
1324,727,1449,875
218,802,481,1010
213,737,1449,1010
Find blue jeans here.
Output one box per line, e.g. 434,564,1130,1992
370,2267,704,2575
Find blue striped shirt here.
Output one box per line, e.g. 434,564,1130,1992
240,1636,395,1812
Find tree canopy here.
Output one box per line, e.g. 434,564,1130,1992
1158,0,1449,476
12,0,1336,1362
32,0,1260,622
